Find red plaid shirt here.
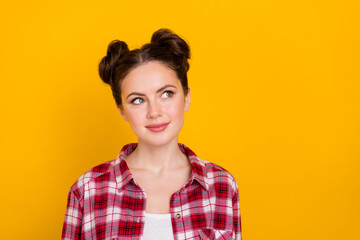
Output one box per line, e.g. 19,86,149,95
62,143,241,240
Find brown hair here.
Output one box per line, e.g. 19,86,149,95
98,28,191,107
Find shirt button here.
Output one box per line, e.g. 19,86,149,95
175,213,181,219
136,217,141,223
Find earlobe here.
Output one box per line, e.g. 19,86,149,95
117,105,128,121
184,88,191,112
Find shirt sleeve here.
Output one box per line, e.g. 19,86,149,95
233,185,242,240
62,189,83,240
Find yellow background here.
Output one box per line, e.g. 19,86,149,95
1,0,359,239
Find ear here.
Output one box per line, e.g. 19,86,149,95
117,105,128,122
184,88,191,112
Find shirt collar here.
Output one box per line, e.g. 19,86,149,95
113,143,209,192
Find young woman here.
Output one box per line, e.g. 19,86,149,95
62,29,241,240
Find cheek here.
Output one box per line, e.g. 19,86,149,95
125,109,145,127
166,100,185,118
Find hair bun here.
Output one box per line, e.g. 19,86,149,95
151,28,190,60
99,40,129,85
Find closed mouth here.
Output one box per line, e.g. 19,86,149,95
145,122,170,132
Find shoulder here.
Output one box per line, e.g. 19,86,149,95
69,158,119,193
67,144,136,195
197,158,239,194
180,143,239,194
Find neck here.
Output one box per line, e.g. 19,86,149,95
126,138,188,174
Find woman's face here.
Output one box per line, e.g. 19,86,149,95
119,61,190,147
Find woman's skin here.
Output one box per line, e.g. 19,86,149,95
118,61,192,214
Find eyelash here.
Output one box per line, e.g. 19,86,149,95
130,90,174,105
130,98,144,105
162,91,174,98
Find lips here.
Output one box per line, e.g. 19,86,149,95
145,122,170,132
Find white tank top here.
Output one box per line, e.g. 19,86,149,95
142,213,174,240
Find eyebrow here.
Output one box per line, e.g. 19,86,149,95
126,84,177,99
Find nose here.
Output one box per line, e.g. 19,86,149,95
146,100,162,119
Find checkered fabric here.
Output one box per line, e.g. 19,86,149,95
62,143,241,240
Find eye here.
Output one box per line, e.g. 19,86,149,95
161,91,174,99
131,98,144,105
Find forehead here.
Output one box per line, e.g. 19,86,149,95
121,61,181,94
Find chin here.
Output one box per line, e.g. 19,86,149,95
142,135,178,147
134,124,183,147
137,129,181,147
